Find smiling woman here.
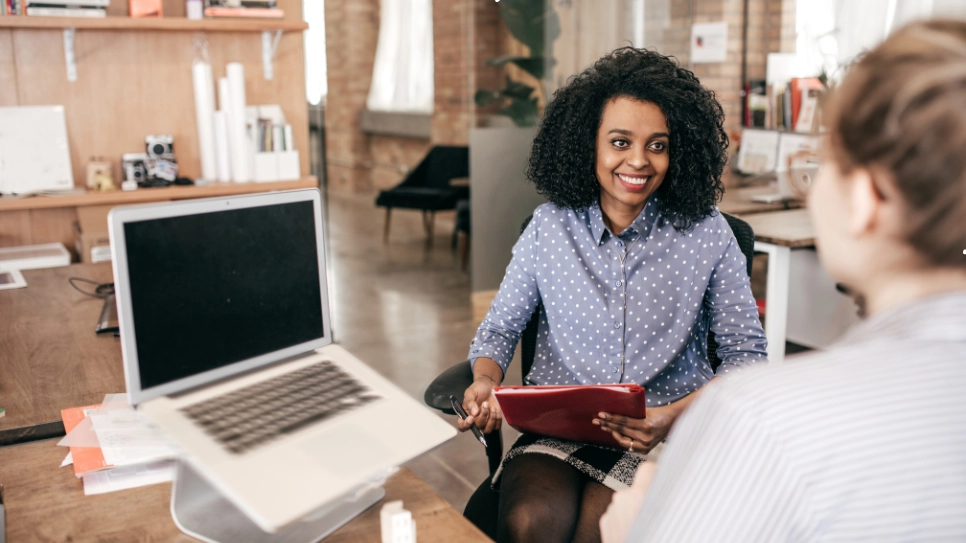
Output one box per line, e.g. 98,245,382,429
456,47,767,543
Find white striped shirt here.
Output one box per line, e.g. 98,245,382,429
626,292,966,542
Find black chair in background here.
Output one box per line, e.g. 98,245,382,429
375,146,469,246
423,212,756,539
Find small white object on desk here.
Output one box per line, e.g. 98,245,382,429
0,243,70,272
381,500,416,543
121,180,138,191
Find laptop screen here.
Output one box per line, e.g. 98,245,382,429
123,200,324,390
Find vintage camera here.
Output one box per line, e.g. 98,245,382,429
122,153,147,184
145,135,175,160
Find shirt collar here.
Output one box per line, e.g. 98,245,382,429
838,290,966,346
587,196,662,245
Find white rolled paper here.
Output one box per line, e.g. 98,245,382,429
217,76,230,113
213,110,231,183
191,61,217,181
225,63,250,183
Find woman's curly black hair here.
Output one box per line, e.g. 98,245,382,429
527,47,728,230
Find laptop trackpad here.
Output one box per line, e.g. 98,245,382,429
301,425,389,474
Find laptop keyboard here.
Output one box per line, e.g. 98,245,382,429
180,361,381,455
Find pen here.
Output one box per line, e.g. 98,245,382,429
449,395,488,447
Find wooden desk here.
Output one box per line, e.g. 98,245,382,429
736,209,858,361
719,184,805,216
0,263,123,446
741,208,815,247
0,440,491,542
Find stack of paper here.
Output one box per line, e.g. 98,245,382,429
59,394,180,496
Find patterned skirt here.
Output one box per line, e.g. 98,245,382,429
491,433,664,492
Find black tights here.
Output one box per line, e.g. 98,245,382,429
497,454,613,543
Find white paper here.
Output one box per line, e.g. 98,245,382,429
213,110,232,183
737,129,781,174
89,409,179,467
226,63,251,183
82,460,175,496
192,61,218,181
691,21,728,64
61,452,73,467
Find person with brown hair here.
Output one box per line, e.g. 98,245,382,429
600,19,966,542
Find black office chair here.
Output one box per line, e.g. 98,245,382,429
423,212,756,539
375,146,469,246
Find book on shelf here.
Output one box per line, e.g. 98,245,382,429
25,0,109,5
3,0,22,15
204,0,282,17
204,5,283,17
25,3,105,16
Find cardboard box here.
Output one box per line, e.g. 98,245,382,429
75,204,113,264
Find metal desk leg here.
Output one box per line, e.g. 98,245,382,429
755,241,791,363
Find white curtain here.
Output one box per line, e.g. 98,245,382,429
303,0,327,105
366,0,435,113
548,0,670,95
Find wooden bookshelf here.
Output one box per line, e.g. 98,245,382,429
0,0,311,254
0,16,308,32
0,176,318,212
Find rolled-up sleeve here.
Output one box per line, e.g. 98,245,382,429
703,228,768,372
467,211,542,373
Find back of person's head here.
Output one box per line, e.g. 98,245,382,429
822,19,966,269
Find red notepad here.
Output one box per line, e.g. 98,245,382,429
494,384,646,448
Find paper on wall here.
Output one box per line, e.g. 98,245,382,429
691,21,728,64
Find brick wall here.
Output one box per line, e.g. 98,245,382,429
324,0,379,193
324,0,501,193
324,0,794,192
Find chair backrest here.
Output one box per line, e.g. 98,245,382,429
401,146,469,190
517,211,755,380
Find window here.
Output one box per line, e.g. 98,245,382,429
796,0,966,81
366,0,435,113
304,0,327,106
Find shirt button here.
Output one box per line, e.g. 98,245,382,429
617,241,624,247
616,280,623,287
612,367,619,373
614,322,622,329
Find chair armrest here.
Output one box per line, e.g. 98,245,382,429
424,359,474,415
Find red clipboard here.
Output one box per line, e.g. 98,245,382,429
494,384,646,448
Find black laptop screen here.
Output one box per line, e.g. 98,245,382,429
123,200,325,390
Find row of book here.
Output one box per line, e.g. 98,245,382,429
2,0,107,17
1,0,282,17
205,0,282,18
743,77,825,134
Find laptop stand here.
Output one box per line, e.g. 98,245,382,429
170,460,385,543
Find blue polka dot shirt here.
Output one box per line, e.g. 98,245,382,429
468,197,768,407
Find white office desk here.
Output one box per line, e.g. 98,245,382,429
740,209,860,362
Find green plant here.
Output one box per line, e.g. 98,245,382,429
474,0,560,127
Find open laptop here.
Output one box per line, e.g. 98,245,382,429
108,188,455,534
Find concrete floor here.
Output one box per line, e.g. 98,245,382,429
324,190,521,513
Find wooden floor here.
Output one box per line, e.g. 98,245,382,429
324,190,523,513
